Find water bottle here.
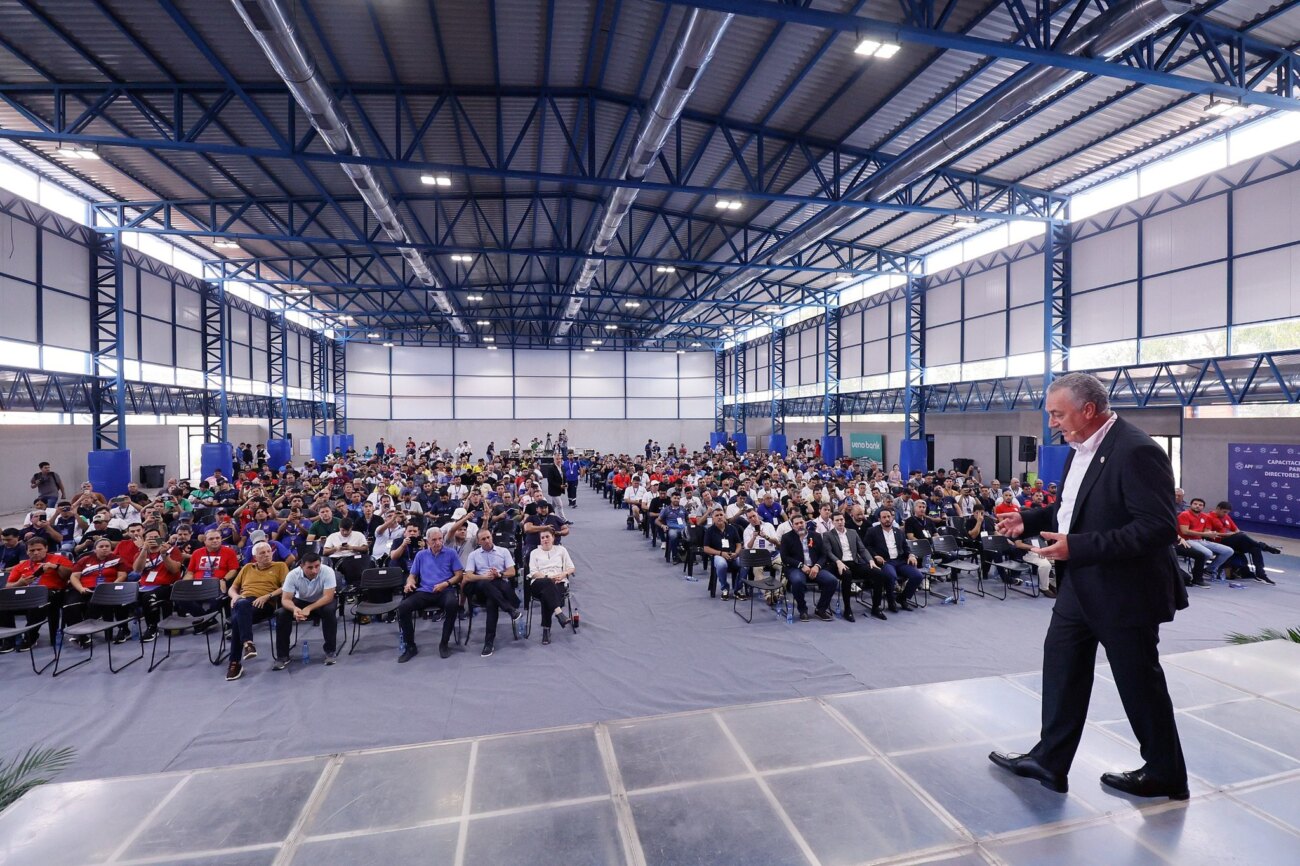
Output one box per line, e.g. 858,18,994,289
301,638,310,664
399,631,407,654
1228,582,1245,590
834,596,841,615
55,629,63,654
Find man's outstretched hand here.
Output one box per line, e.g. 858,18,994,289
995,512,1024,538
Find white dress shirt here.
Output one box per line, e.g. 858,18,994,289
836,530,854,562
1057,413,1119,534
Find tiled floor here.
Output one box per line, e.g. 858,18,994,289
3,641,1300,866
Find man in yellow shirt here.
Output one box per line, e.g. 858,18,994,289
225,541,288,681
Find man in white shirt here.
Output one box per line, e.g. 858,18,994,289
322,517,370,590
371,511,406,563
272,552,338,669
107,497,143,532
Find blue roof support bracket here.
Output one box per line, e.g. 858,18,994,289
89,230,126,451
824,305,840,438
267,311,287,442
714,349,726,433
331,335,347,436
201,280,229,445
732,343,746,437
311,333,328,438
1043,217,1071,443
770,328,784,440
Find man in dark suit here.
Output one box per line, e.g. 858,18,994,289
540,454,567,521
779,514,836,622
864,508,924,611
821,512,887,622
990,372,1188,800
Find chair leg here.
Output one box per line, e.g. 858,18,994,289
53,630,97,677
27,627,54,676
148,626,171,673
108,617,145,674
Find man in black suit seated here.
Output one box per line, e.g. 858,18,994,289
779,514,837,622
990,372,1188,801
821,512,887,622
864,508,924,612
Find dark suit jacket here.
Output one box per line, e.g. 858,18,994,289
1019,416,1183,627
780,529,828,571
864,524,912,564
821,526,871,569
540,463,566,497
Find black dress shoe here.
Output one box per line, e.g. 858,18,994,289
988,751,1068,793
438,643,451,659
887,599,898,613
1260,543,1282,554
898,598,916,611
843,609,856,622
1100,769,1188,800
870,609,887,621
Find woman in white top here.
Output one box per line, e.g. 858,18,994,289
526,528,574,645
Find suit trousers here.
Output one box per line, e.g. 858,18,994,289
837,560,884,611
1031,608,1187,787
785,565,836,614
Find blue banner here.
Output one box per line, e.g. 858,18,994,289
1228,443,1300,527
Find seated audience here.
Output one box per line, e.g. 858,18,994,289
526,528,574,645
225,541,289,681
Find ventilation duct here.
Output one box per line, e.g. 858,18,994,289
231,0,468,338
706,0,1189,301
556,8,732,337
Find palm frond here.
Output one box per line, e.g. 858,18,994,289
1225,627,1300,645
0,745,76,812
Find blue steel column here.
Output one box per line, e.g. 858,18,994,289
770,329,784,437
823,306,840,437
1043,217,1071,443
201,281,229,445
331,336,347,435
713,348,726,434
311,334,328,437
267,312,287,441
90,231,126,450
732,343,746,437
903,274,925,440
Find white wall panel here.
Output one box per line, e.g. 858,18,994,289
122,267,139,312
348,342,390,374
963,313,1006,361
141,318,172,365
43,292,89,350
842,309,863,347
841,344,863,379
0,214,36,282
390,374,455,396
570,398,624,419
348,371,390,395
457,347,512,375
348,395,390,419
627,398,678,418
0,277,36,340
678,377,714,398
230,309,250,344
175,285,201,329
889,336,903,371
864,304,889,340
783,355,798,385
455,397,513,419
456,375,513,398
677,352,713,377
231,343,251,378
1233,172,1299,255
627,378,677,398
176,329,200,371
1072,282,1137,345
571,349,622,377
392,397,452,419
515,397,565,419
513,348,568,376
1143,197,1226,274
1233,247,1300,323
122,312,139,360
141,272,171,315
927,280,961,325
1143,264,1227,336
1009,253,1045,307
964,266,1006,317
678,397,714,419
890,299,905,332
252,348,268,383
864,340,889,375
571,377,623,398
1008,303,1044,351
391,345,451,374
1073,223,1137,291
925,323,961,366
799,354,819,384
42,232,88,296
514,376,569,398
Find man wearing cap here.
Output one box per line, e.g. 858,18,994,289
241,529,297,567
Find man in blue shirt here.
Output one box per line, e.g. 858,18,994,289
562,457,582,509
463,528,521,657
756,492,783,527
397,526,463,663
655,492,690,563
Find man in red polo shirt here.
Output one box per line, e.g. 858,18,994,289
136,527,185,641
994,490,1022,516
1206,501,1281,584
70,536,128,645
0,536,72,652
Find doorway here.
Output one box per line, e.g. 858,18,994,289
995,435,1013,485
179,426,205,481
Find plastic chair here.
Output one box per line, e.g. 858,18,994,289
148,579,227,672
0,586,54,674
55,583,144,676
348,567,405,655
981,536,1035,599
930,534,981,599
521,578,576,639
733,549,783,623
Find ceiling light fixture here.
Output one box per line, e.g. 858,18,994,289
56,142,100,160
676,350,686,354
366,332,380,338
467,294,484,301
623,301,641,308
213,240,241,249
604,324,618,331
762,305,782,313
714,198,742,211
476,320,491,325
1204,95,1246,117
584,347,596,353
486,345,499,351
691,342,702,347
449,254,473,263
835,274,854,283
951,214,981,226
854,38,900,59
656,265,676,273
382,342,394,347
590,339,603,345
482,336,495,343
420,174,453,187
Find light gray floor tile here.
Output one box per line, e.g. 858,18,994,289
463,800,625,866
1129,797,1300,865
629,778,809,866
1164,642,1300,696
989,821,1168,866
608,713,747,790
1230,775,1300,832
307,742,471,835
1187,698,1300,760
719,700,870,771
826,688,986,755
765,760,965,865
123,759,327,859
471,727,609,812
911,677,1045,740
1101,714,1300,787
152,850,280,866
292,823,459,866
0,775,182,866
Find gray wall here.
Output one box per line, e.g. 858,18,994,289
342,418,716,458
